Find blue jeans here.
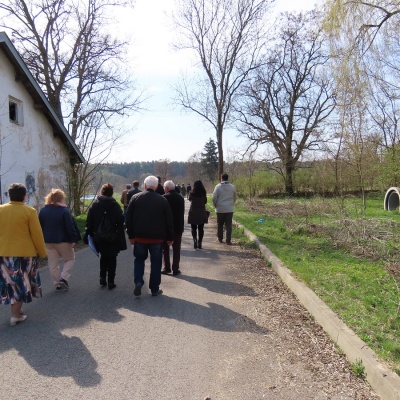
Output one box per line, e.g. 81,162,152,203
133,242,163,293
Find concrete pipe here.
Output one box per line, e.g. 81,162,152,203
384,187,400,211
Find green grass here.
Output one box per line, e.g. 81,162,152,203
74,214,87,235
232,195,400,374
350,359,365,378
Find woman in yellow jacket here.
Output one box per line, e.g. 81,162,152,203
0,183,47,326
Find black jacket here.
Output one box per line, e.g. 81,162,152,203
188,193,208,225
85,195,127,254
127,187,142,203
164,189,185,234
125,189,174,241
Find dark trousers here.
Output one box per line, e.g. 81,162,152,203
163,233,182,271
216,212,233,242
133,242,163,293
191,224,204,242
100,253,117,283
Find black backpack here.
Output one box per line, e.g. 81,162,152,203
94,206,118,243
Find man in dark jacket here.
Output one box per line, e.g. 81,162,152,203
126,180,141,204
161,180,185,276
125,176,174,296
155,176,165,195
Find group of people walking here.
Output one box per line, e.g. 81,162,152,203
0,173,235,326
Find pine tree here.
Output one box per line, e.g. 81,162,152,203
201,138,219,182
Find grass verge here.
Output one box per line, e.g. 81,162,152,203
232,195,400,375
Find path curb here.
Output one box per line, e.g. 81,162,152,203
237,222,400,400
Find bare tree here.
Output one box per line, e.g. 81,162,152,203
236,11,336,195
172,0,273,179
0,0,142,214
154,159,171,183
186,151,203,183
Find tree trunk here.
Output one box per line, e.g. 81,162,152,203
67,164,82,216
217,124,224,180
285,164,294,196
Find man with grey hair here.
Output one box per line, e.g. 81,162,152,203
125,175,174,296
162,180,185,275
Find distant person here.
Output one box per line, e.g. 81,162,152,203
0,183,46,326
125,176,174,296
162,180,185,275
39,188,81,291
212,173,236,245
155,176,165,195
180,184,186,198
186,183,191,199
85,183,127,289
126,180,141,204
175,183,181,194
120,184,132,216
188,180,208,249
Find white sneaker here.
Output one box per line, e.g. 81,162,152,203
10,315,27,326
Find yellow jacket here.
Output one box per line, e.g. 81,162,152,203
0,201,47,257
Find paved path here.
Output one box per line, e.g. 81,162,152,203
0,200,378,399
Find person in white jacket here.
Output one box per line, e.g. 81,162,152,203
212,173,236,245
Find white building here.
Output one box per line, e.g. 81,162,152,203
0,32,84,209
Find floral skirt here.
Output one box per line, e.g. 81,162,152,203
0,256,42,305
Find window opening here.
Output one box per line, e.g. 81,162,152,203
9,101,18,123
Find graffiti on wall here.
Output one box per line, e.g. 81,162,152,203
25,171,36,204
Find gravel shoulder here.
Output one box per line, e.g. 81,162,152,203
208,220,379,399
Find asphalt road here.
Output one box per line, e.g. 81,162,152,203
0,200,378,400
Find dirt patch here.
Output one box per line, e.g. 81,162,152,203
246,199,335,218
386,262,400,277
225,241,380,399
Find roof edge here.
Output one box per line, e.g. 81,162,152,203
0,31,85,163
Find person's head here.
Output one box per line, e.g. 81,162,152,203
101,183,114,197
221,173,229,182
8,183,27,202
44,188,66,205
191,180,206,196
157,176,162,184
126,184,131,189
144,175,158,190
163,180,175,193
133,180,139,188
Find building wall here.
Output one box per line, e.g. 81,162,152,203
0,47,72,210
